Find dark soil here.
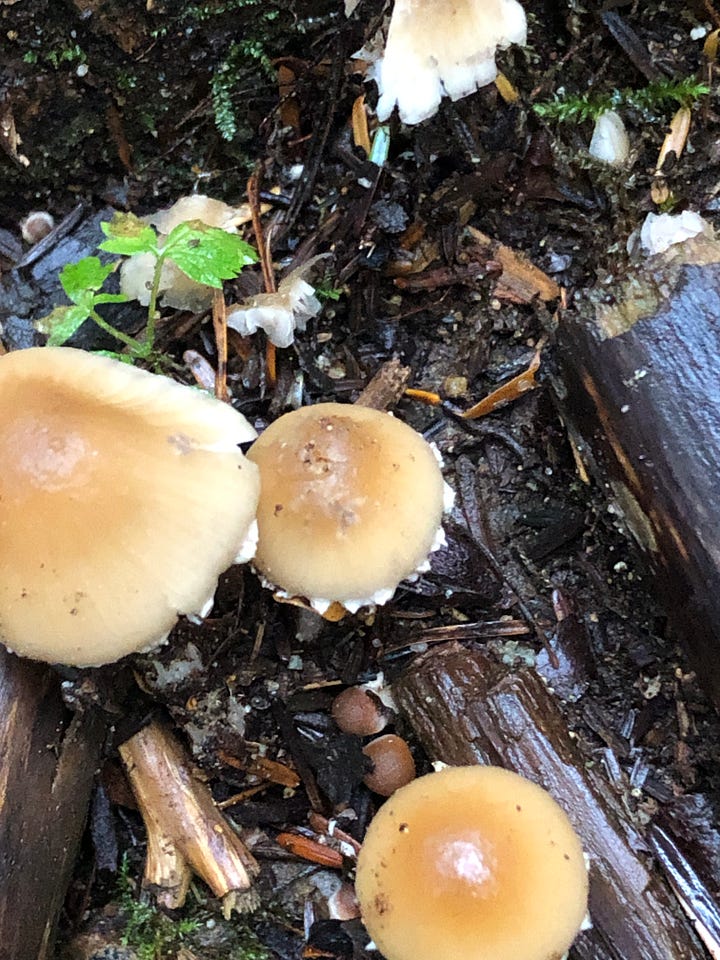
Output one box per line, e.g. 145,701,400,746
2,1,720,958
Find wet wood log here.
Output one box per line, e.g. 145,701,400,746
0,648,105,960
395,643,705,960
552,237,720,707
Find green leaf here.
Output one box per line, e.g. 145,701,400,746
36,304,91,345
93,349,135,363
162,221,258,288
94,292,130,305
99,213,158,256
60,257,114,302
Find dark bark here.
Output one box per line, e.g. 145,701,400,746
552,237,720,707
0,648,105,960
395,643,705,960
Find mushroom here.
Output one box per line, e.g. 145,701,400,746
637,210,711,256
20,211,55,245
588,110,630,166
246,402,452,613
226,264,322,349
332,686,391,737
371,0,527,125
0,346,260,666
362,734,416,796
355,765,589,960
120,194,254,312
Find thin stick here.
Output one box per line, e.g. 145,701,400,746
212,289,229,402
247,170,277,386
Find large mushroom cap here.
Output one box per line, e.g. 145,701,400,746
0,347,260,666
355,765,589,960
375,0,527,125
246,403,446,607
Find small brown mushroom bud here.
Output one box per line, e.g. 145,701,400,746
331,686,390,737
327,881,361,921
20,211,55,245
362,734,416,796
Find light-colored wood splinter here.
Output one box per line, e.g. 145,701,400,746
355,358,412,411
119,720,259,917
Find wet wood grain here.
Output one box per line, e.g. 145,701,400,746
554,237,720,708
0,647,104,960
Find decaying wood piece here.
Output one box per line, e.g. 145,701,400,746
119,720,259,915
466,225,561,303
0,647,105,960
354,358,411,411
552,237,720,707
394,643,706,960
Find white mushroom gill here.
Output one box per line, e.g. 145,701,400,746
372,0,527,125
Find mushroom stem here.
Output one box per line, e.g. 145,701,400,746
143,252,168,355
119,721,259,914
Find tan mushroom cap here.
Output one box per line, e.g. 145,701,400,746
246,403,446,605
0,347,260,666
355,766,589,960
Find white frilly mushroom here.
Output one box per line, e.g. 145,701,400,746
225,265,322,349
369,0,527,125
120,195,253,312
638,211,712,256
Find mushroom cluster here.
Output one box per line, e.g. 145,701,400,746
0,350,452,666
355,765,589,960
246,402,452,613
0,347,260,666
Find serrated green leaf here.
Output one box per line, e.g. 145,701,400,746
163,221,258,288
60,257,114,302
36,304,91,345
99,213,158,256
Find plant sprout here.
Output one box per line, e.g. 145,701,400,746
38,212,257,362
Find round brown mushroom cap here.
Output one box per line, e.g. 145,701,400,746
0,347,260,666
355,766,589,960
246,403,446,604
332,686,389,737
362,734,416,796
